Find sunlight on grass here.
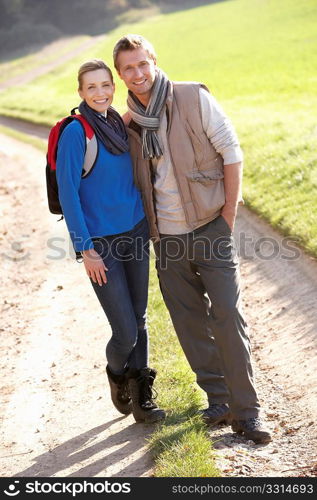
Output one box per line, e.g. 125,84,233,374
0,124,46,151
0,0,316,259
1,0,317,476
0,36,90,84
147,256,220,477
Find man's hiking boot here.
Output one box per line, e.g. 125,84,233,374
106,365,132,415
128,367,166,423
199,403,231,426
231,417,272,444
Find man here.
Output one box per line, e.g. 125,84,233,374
113,34,271,444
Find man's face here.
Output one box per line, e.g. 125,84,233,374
116,47,157,106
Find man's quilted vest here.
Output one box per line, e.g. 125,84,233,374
127,82,225,240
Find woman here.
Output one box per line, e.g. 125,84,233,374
56,59,165,423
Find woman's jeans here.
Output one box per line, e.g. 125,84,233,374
90,217,150,374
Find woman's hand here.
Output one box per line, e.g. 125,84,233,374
82,248,108,286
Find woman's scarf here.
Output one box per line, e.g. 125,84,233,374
78,101,129,155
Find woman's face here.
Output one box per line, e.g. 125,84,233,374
78,68,115,113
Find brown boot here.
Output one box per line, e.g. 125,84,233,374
128,367,166,423
106,365,132,415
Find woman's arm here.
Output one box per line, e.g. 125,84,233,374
56,121,107,285
56,121,94,252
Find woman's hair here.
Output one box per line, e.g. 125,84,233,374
78,59,113,89
113,34,156,71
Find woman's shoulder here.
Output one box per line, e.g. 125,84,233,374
60,118,85,142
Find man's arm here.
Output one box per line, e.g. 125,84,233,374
199,88,244,231
222,161,243,231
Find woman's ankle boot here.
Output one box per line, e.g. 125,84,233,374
128,367,166,423
106,365,132,415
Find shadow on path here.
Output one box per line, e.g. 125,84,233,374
14,418,154,477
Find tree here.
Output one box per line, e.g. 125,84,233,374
0,0,24,28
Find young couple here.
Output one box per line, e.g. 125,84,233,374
56,34,271,444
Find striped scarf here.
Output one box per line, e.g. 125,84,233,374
127,68,170,159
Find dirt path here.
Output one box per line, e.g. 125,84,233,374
0,130,316,478
210,208,317,477
0,134,153,477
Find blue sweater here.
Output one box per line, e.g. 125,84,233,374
56,120,144,252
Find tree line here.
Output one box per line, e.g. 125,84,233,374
0,0,212,58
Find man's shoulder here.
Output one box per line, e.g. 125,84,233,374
172,81,210,94
172,80,206,87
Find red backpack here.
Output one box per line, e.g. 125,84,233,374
45,108,98,215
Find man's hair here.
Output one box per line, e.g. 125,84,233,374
78,59,113,89
113,34,156,71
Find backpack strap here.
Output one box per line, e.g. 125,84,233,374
72,114,98,178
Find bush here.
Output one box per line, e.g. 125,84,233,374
0,21,61,55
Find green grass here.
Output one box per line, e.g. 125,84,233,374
0,124,46,151
0,35,90,84
147,255,220,477
235,103,317,254
0,0,316,255
1,0,317,477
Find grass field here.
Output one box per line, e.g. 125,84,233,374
146,256,220,477
1,0,316,477
0,36,90,84
0,0,316,255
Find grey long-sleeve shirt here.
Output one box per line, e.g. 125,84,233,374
151,88,243,234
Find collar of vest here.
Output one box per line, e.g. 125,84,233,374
165,80,174,111
127,121,142,145
127,80,208,125
127,81,208,141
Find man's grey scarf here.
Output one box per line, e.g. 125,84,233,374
127,68,170,159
